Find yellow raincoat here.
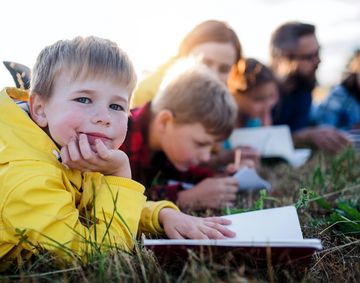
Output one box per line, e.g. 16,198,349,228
0,87,178,261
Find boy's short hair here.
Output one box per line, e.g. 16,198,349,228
31,36,137,100
152,60,237,140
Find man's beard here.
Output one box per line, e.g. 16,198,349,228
285,70,317,92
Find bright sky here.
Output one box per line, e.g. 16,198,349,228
1,0,359,88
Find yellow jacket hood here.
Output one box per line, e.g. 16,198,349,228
0,87,61,166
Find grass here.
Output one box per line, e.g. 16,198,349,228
1,148,359,282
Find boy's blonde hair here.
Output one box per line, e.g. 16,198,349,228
152,61,237,140
31,36,137,100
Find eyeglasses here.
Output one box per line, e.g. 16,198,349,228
288,50,320,61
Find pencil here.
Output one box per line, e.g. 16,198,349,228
234,149,241,167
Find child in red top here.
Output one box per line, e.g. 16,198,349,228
121,62,240,210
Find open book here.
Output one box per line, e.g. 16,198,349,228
143,206,322,263
228,125,312,167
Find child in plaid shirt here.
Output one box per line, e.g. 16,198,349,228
121,61,240,210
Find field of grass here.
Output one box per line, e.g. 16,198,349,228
1,148,359,282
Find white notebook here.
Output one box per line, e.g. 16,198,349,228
228,125,311,167
144,206,322,250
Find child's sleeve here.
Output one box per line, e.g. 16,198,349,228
138,201,179,235
1,163,147,259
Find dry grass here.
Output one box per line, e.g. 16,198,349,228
1,149,359,282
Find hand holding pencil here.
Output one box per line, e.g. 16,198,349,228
225,148,256,174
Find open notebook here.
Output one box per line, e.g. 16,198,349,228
143,206,322,263
228,125,312,167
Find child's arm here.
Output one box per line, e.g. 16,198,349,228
145,168,238,210
146,177,238,210
177,177,239,210
2,164,146,257
206,146,261,173
158,208,236,239
60,133,131,177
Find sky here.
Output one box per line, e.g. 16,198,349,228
1,0,359,88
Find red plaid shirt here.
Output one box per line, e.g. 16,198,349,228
120,102,214,203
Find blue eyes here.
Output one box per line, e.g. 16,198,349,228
109,104,124,111
74,97,125,111
75,97,91,104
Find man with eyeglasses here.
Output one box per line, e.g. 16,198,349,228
270,21,351,153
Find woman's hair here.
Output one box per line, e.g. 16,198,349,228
228,58,276,94
152,60,237,140
31,36,137,100
178,20,242,62
341,49,360,102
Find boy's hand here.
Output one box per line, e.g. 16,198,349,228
158,208,236,239
225,158,256,175
177,177,238,210
60,134,131,178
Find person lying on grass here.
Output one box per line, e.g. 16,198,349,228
0,36,235,261
121,60,242,210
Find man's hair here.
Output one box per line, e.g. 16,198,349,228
31,36,137,100
270,22,316,58
152,61,237,140
178,20,242,62
228,58,276,94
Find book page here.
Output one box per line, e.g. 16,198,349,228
229,125,293,159
228,125,311,167
221,206,303,241
233,167,271,191
288,149,312,167
143,206,322,250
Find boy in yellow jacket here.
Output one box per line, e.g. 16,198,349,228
0,36,235,262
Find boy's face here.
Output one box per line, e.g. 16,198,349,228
161,122,216,171
31,72,129,150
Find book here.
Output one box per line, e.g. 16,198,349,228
228,125,312,167
233,167,271,191
143,206,322,264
